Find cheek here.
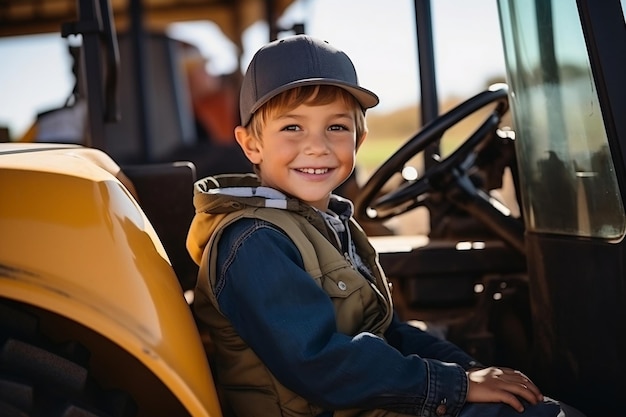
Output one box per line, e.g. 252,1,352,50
262,142,296,164
336,140,357,160
280,139,303,155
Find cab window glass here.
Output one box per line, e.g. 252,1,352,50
498,0,626,238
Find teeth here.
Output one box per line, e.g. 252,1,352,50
299,168,329,175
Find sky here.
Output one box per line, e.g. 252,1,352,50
0,0,506,139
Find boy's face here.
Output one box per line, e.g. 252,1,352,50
236,100,360,211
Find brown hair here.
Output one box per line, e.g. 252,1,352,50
246,85,367,142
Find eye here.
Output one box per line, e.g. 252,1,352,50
329,124,350,131
282,124,301,132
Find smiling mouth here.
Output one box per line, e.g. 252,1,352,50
297,168,330,175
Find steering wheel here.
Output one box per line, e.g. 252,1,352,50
354,85,510,223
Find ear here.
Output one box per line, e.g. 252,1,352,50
356,131,368,151
234,126,263,164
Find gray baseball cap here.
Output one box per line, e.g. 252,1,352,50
239,34,379,126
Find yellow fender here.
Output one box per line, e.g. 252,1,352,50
0,144,222,417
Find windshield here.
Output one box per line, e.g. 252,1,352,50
498,0,626,239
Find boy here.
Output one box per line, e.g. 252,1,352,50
187,35,583,417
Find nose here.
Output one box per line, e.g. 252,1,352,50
304,131,330,155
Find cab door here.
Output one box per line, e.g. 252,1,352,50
497,1,626,415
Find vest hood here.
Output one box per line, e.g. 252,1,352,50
186,173,354,265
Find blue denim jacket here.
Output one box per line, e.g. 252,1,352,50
213,216,479,416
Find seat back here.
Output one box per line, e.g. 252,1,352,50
123,161,198,291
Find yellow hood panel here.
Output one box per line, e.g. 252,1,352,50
0,144,221,416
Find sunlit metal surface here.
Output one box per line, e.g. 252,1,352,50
0,0,295,41
0,143,221,416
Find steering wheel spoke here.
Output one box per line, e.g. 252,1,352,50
366,191,430,221
373,177,432,210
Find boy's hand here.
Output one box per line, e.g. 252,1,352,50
466,367,544,412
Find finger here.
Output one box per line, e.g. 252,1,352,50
501,372,544,401
497,391,525,413
522,380,543,401
502,380,541,405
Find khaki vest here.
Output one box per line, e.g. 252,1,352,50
194,207,414,417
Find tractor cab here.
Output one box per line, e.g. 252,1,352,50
355,3,626,415
0,1,625,416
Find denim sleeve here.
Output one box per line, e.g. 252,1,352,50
214,218,469,416
384,315,481,371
